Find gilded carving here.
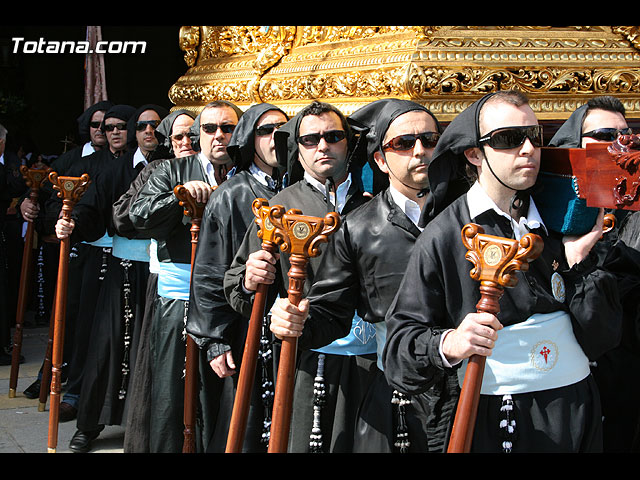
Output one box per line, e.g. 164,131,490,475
172,26,640,120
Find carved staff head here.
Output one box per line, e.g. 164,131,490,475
461,223,543,289
173,184,215,221
20,165,51,193
48,172,91,218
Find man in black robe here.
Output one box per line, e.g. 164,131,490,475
382,90,623,453
186,102,288,452
267,98,467,452
118,109,198,453
223,100,374,452
548,95,640,452
129,100,243,453
39,104,133,422
56,104,168,453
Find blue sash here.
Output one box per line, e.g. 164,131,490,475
111,235,150,262
312,314,377,356
157,261,191,300
83,232,113,248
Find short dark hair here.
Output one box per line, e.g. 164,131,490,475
298,100,349,133
586,95,626,116
479,90,531,133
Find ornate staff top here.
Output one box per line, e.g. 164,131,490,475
48,172,91,217
20,165,51,193
173,184,215,220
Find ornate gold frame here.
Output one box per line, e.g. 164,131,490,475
170,26,640,121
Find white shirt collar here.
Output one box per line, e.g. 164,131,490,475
0,153,4,165
81,142,95,158
388,184,424,231
466,181,547,240
133,147,147,169
249,162,277,189
304,171,352,214
198,152,218,186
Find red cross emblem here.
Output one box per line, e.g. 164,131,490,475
539,346,551,363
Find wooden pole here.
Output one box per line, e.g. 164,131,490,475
46,172,91,453
9,167,50,398
446,223,543,453
226,198,279,453
173,184,214,453
266,207,340,453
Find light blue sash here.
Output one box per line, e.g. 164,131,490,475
83,232,113,248
457,310,591,395
312,314,377,356
157,261,191,300
111,235,150,262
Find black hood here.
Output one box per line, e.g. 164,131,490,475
417,93,499,227
126,104,169,150
548,103,589,148
76,100,114,144
273,105,369,186
226,103,288,172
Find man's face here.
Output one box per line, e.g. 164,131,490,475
374,110,438,196
104,116,129,153
581,108,629,148
89,110,106,147
199,106,238,165
297,111,349,183
471,101,541,196
254,110,288,172
170,114,196,158
135,109,161,155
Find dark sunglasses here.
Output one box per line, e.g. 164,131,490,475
89,121,102,129
478,125,543,149
297,130,346,147
255,122,287,137
582,127,633,142
201,123,236,135
170,132,194,142
136,120,160,131
382,132,441,151
103,122,127,132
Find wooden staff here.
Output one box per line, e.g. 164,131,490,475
9,166,51,398
173,183,214,453
47,172,91,453
447,223,543,454
267,207,341,453
226,198,281,453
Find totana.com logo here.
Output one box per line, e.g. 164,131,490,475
11,37,147,54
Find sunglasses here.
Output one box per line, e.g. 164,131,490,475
201,123,236,135
103,122,127,132
89,121,102,129
582,127,633,142
382,132,441,151
170,131,194,142
255,122,287,137
297,130,346,147
136,120,160,131
478,125,543,149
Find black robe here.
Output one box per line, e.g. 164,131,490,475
383,192,624,452
72,150,150,431
187,169,279,453
296,188,434,452
224,177,376,453
128,153,218,453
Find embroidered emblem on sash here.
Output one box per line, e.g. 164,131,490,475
551,272,566,302
530,340,558,371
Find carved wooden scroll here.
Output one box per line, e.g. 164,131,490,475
226,198,282,453
267,207,341,453
47,172,91,453
173,184,215,454
447,223,543,454
9,166,51,398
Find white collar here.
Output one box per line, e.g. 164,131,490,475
466,181,547,240
304,171,352,214
388,184,423,231
133,147,147,169
198,152,218,186
81,142,95,157
249,162,277,189
0,153,4,165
